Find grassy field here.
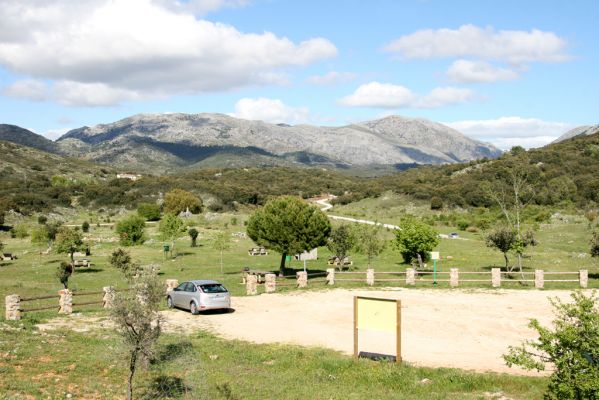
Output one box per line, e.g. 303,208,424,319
0,320,548,400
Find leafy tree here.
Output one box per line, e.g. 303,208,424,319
158,213,184,257
111,268,163,400
163,189,203,215
56,261,73,289
393,217,439,267
137,203,161,221
188,228,199,247
54,226,85,262
485,227,517,270
591,231,599,257
354,223,387,268
327,224,355,263
82,221,90,233
109,248,140,281
504,291,599,399
115,215,146,246
430,196,443,210
212,231,231,274
46,222,62,242
247,196,331,274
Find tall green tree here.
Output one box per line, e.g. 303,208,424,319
353,223,386,268
247,196,331,274
504,291,599,399
158,213,184,258
485,227,517,270
327,224,355,263
54,226,85,262
393,217,439,267
115,215,146,246
163,189,203,215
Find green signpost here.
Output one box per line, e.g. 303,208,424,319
430,251,440,285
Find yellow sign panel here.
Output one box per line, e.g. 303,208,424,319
356,297,397,333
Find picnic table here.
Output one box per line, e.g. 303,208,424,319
327,256,353,271
72,259,91,268
241,268,271,283
1,253,17,261
248,247,269,256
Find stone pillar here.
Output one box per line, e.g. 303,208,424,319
406,268,415,285
580,270,588,288
246,274,258,295
491,268,501,288
5,294,21,321
296,271,308,288
165,279,179,294
535,270,544,289
326,268,335,285
265,274,276,293
58,289,73,314
366,269,375,286
102,286,115,309
449,268,459,288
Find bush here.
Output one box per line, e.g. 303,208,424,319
115,215,146,246
457,220,470,231
591,231,599,257
11,224,29,239
430,196,443,210
82,221,90,233
137,203,161,221
394,217,439,264
37,215,47,225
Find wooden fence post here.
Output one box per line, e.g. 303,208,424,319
5,294,21,321
491,268,501,287
366,269,375,286
406,268,415,285
58,289,73,314
296,271,308,288
265,274,277,293
246,274,258,295
102,286,115,309
326,268,335,285
579,270,588,288
450,268,459,288
535,270,544,289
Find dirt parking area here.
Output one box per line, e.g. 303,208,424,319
161,288,582,375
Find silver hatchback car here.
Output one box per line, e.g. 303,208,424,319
166,280,231,314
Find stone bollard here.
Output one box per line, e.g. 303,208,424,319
102,286,115,309
58,289,73,314
265,274,277,293
491,268,501,288
406,268,415,285
165,279,179,294
366,269,375,286
296,271,308,288
326,268,335,286
535,270,544,289
579,270,588,288
246,274,258,295
5,294,21,321
449,268,459,288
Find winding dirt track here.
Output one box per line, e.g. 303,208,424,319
160,288,581,375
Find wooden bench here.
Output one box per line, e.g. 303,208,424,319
1,253,17,261
248,247,269,256
72,259,91,268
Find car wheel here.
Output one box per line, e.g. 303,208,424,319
190,302,199,315
166,296,174,309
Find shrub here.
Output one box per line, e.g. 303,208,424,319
11,224,29,239
115,215,146,246
430,196,443,210
457,220,470,231
82,221,90,233
137,203,161,221
591,231,599,257
37,215,48,225
394,217,439,264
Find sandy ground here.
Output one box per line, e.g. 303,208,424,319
39,288,584,375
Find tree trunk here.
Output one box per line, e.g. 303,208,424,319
127,349,137,400
503,253,509,270
279,252,287,276
417,253,424,269
70,251,74,262
517,253,525,281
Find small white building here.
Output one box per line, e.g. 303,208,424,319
116,173,142,181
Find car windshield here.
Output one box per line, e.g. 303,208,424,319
199,284,227,293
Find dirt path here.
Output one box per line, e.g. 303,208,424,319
39,288,581,375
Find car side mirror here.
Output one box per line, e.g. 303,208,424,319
173,288,180,291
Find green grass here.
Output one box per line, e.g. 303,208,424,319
0,320,547,399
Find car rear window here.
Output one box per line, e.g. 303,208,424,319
199,284,228,293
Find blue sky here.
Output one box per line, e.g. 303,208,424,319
0,0,597,149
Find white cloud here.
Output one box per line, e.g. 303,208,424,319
447,60,520,83
445,116,575,149
155,0,250,15
0,0,336,106
307,71,357,85
232,97,310,124
339,82,472,109
3,79,48,101
41,127,71,140
384,24,568,64
338,82,416,108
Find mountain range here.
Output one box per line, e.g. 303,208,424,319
552,124,599,143
50,113,502,172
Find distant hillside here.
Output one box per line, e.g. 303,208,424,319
0,124,59,154
552,124,599,143
56,113,502,172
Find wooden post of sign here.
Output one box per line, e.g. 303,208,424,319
396,299,402,363
353,296,358,358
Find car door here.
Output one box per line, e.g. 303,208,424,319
172,282,188,307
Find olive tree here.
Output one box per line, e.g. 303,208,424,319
504,291,599,399
327,224,355,263
353,223,386,268
247,196,331,274
115,215,147,246
163,189,203,215
393,217,439,267
158,213,184,258
109,248,140,281
54,226,85,262
56,261,73,289
485,227,517,270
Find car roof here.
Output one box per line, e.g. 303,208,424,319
188,280,221,285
